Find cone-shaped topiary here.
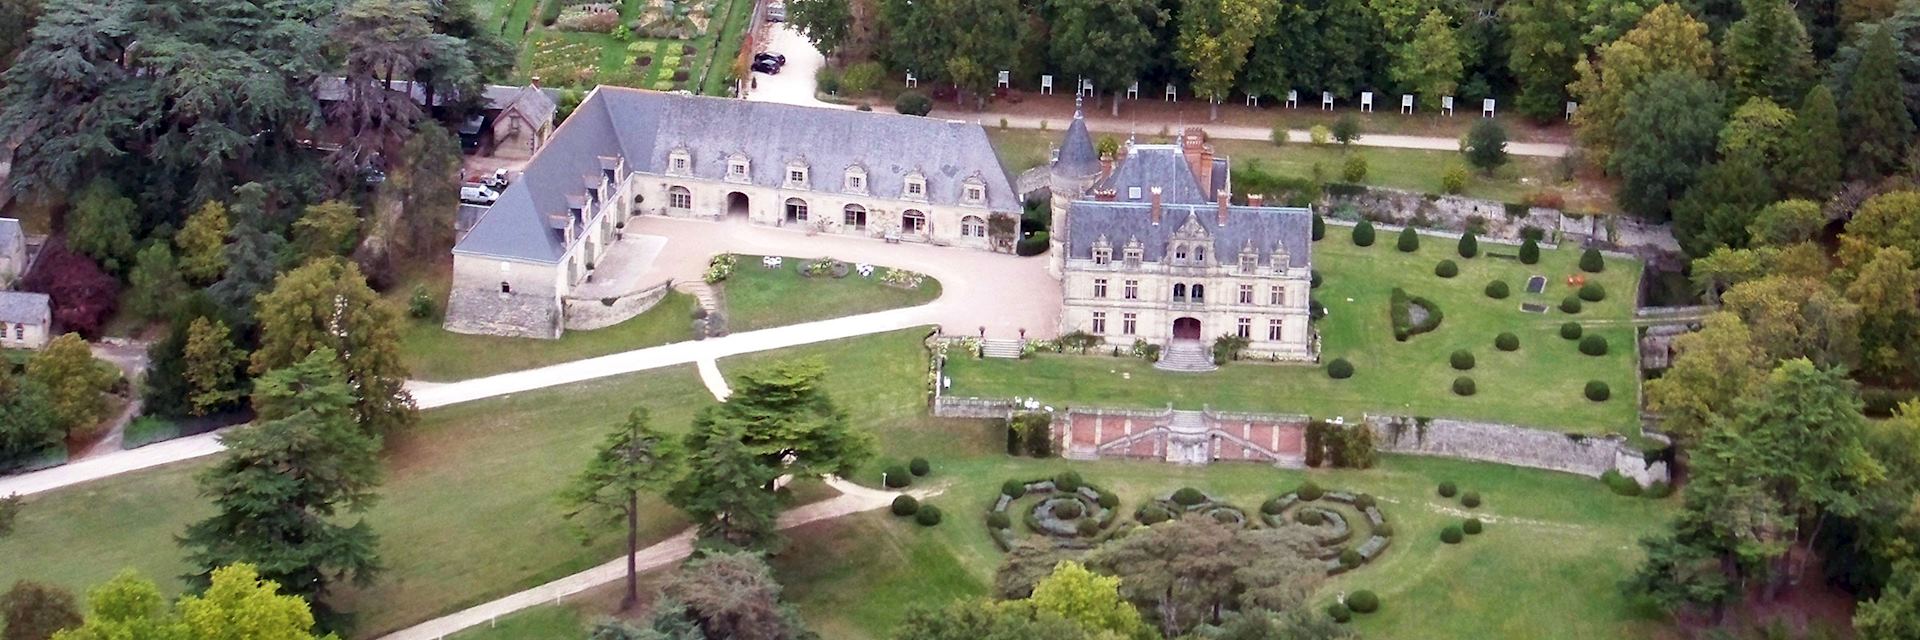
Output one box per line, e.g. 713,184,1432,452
1441,524,1464,544
1519,237,1540,264
1579,282,1606,302
1580,248,1605,273
1435,260,1459,278
1347,590,1380,613
1327,358,1355,379
1458,233,1479,258
1353,220,1375,246
1495,332,1520,351
1560,322,1583,340
1585,380,1611,401
1312,213,1326,241
1450,349,1475,370
909,457,931,476
1579,335,1608,356
1560,295,1583,314
891,495,919,516
1397,226,1420,252
1463,518,1484,535
1485,280,1509,299
915,505,943,526
1452,376,1476,396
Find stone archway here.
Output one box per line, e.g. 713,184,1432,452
1173,317,1202,340
726,192,749,219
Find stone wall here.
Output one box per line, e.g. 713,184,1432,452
562,279,672,331
443,287,562,339
1366,415,1669,486
1320,186,1681,256
931,396,1018,419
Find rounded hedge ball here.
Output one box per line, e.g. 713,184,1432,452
1298,481,1325,501
1560,322,1583,340
891,495,919,516
1001,479,1026,498
1311,270,1323,289
1579,282,1607,302
1452,376,1476,396
1327,602,1353,623
1495,332,1520,351
1097,491,1119,509
1052,499,1084,520
1560,295,1583,314
1484,280,1509,299
1262,497,1286,515
1579,334,1609,356
1296,509,1325,526
1347,590,1380,614
1585,380,1612,402
1076,518,1100,537
1580,248,1605,273
1463,517,1484,535
1450,349,1475,370
909,457,931,476
986,511,1011,529
1435,259,1459,278
1441,524,1464,544
884,465,912,488
915,505,943,526
1172,487,1208,506
1327,358,1355,379
1462,491,1482,508
1339,549,1362,568
1376,522,1395,537
1438,480,1458,497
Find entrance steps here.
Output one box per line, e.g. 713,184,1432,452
676,280,721,315
1154,340,1217,372
980,339,1024,359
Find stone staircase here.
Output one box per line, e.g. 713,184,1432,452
1167,410,1209,434
980,338,1024,359
1153,340,1217,372
677,280,721,316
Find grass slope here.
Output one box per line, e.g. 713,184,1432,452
721,257,941,332
402,290,698,382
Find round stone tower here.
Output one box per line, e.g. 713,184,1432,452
1048,97,1101,277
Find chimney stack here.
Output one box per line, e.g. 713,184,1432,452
1099,152,1114,181
1248,193,1265,207
1217,190,1231,225
1149,187,1163,225
1181,128,1214,193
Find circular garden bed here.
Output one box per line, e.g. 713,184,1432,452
1259,487,1394,575
986,473,1120,550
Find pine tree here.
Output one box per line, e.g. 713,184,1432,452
1779,85,1843,198
1842,24,1913,179
559,408,682,610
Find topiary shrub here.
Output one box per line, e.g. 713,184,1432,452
1578,282,1606,302
1461,491,1482,508
1585,380,1611,401
986,511,1011,529
1354,493,1376,509
915,505,943,526
1339,549,1363,569
1397,226,1420,252
1312,213,1325,241
1495,332,1520,351
1458,233,1479,258
885,465,912,488
1450,349,1475,370
1327,602,1353,623
1375,522,1394,536
1297,481,1324,501
1580,248,1605,273
1579,335,1608,356
909,457,931,476
1519,237,1540,264
1136,502,1174,524
1052,499,1084,520
1560,295,1582,314
1347,590,1380,613
1327,358,1355,379
1353,220,1376,247
1452,376,1476,396
1261,497,1287,515
1560,322,1583,340
1311,270,1322,288
1171,487,1208,507
1441,524,1464,544
1076,518,1100,537
1484,280,1509,299
1435,259,1459,278
1463,518,1484,535
1054,471,1083,493
1097,491,1119,509
1002,479,1026,498
894,90,933,116
1438,481,1458,497
1296,509,1326,525
891,495,919,516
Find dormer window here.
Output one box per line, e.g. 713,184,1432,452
845,166,867,194
785,161,809,189
1123,240,1143,267
668,149,691,175
904,172,927,200
963,176,986,204
1092,237,1112,265
1239,253,1257,273
726,153,750,182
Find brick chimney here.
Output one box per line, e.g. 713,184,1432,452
1181,128,1214,195
1248,193,1265,207
1216,189,1230,225
1149,187,1163,225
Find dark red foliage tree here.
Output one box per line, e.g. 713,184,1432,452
21,239,119,338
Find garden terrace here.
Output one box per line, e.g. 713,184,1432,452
720,256,941,332
945,239,1643,434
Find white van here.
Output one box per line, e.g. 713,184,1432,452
460,183,499,205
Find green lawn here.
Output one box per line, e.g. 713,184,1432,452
947,239,1643,435
401,290,698,382
721,257,942,332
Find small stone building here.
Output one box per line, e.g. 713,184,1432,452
0,291,50,350
486,82,558,160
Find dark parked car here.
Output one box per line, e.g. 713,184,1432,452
751,59,779,74
754,52,786,66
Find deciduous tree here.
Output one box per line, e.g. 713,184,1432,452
20,241,118,337
1845,247,1920,380
182,318,247,416
1570,3,1715,164
787,0,850,59
1089,516,1322,636
1048,0,1166,117
290,201,360,262
125,243,187,323
1671,155,1773,257
1610,71,1724,220
1392,10,1462,111
1176,0,1278,120
1717,98,1795,185
23,334,115,438
1028,561,1153,639
1721,276,1861,369
251,257,416,434
1,581,82,640
895,600,1096,640
1745,199,1824,247
175,201,231,286
1645,312,1769,444
1722,0,1815,105
1501,0,1581,121
65,179,137,273
559,408,683,610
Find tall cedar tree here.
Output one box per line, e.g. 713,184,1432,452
1722,0,1815,105
559,408,683,610
1570,3,1715,165
1047,0,1166,117
1089,516,1325,637
668,416,784,548
1501,0,1582,121
708,359,873,479
1671,155,1775,257
1610,71,1725,220
251,257,417,434
1842,24,1913,179
181,350,383,612
1778,84,1843,198
1176,0,1277,121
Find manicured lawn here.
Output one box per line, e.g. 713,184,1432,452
947,239,1643,435
401,290,698,382
721,257,942,332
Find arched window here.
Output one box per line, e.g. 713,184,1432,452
667,186,692,210
843,204,867,230
1191,284,1206,302
961,215,987,238
1194,246,1206,264
1174,245,1188,262
1172,283,1186,301
785,197,809,222
902,209,927,234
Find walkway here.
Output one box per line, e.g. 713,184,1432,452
376,478,929,640
972,113,1571,158
744,24,845,110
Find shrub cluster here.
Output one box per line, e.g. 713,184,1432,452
1646,482,1674,499
1438,481,1458,497
1171,487,1208,506
884,465,912,488
1327,358,1355,379
1434,259,1459,278
1052,499,1084,520
1136,502,1175,525
1461,491,1482,508
1452,376,1476,396
1297,481,1324,501
1585,380,1611,402
1347,590,1380,614
915,505,943,526
1327,602,1353,623
1580,248,1605,273
891,495,919,516
1463,518,1484,535
909,457,930,476
1441,524,1464,544
1397,227,1420,252
1495,332,1520,351
1560,322,1583,340
1578,282,1606,302
1450,349,1475,370
1560,295,1582,314
1353,220,1376,247
1579,335,1609,356
1484,280,1508,299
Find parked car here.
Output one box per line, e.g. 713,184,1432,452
483,168,511,190
766,1,785,21
751,59,780,75
460,183,500,205
754,52,786,66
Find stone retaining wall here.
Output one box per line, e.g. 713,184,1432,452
1366,415,1669,486
932,396,1018,419
562,279,672,331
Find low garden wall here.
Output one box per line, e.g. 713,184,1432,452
1322,218,1640,262
1365,415,1669,486
561,279,672,331
933,396,1018,419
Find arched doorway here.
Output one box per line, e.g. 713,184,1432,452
726,192,749,219
1173,317,1202,340
785,197,809,223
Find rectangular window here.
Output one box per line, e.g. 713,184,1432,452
908,181,924,196
1124,247,1142,266
669,191,691,209
1092,311,1106,334
1124,280,1139,300
848,175,864,191
1174,247,1187,262
1093,248,1111,265
788,170,806,185
1270,286,1284,305
672,158,688,173
1093,278,1108,298
1237,317,1252,339
1241,255,1257,272
1268,319,1283,341
729,162,746,177
1238,284,1253,304
967,186,984,201
1122,313,1137,335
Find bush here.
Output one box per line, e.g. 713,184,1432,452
1097,490,1119,509
1327,358,1355,379
884,465,912,488
1054,471,1083,493
1519,237,1540,264
1452,376,1476,396
909,457,931,476
1310,125,1331,145
1560,295,1582,314
1579,335,1608,356
1352,220,1375,247
1333,114,1361,144
1311,270,1322,288
1435,260,1458,278
1347,590,1380,613
1580,248,1605,273
1311,213,1325,241
1442,164,1469,194
1297,481,1324,501
840,61,884,95
1438,481,1458,497
1052,499,1084,520
1261,497,1287,515
1076,518,1101,537
1171,487,1208,506
1463,518,1484,535
1376,522,1394,536
986,511,1011,529
1461,491,1482,508
1578,282,1606,302
1015,232,1049,256
1339,549,1363,569
1495,332,1520,351
1354,493,1376,509
408,285,436,319
1441,525,1464,544
1484,280,1509,298
1450,349,1475,370
915,505,943,526
1001,479,1026,498
1560,322,1583,340
1602,469,1643,497
1458,232,1479,257
1645,482,1674,498
815,66,842,94
1296,509,1326,525
1136,502,1174,524
1396,226,1419,252
891,495,919,516
1585,380,1612,402
1327,602,1353,623
895,90,933,116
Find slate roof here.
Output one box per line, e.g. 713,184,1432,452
1093,145,1224,205
0,291,49,325
493,84,557,125
457,87,1019,263
1054,107,1100,178
1065,201,1313,269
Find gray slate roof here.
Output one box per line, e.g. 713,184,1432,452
0,291,49,325
1093,145,1225,205
1054,110,1100,178
492,84,557,125
1066,201,1313,269
457,88,1019,263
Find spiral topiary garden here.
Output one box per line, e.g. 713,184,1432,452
985,474,1122,550
1257,486,1394,575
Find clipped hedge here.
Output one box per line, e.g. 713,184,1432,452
1458,233,1479,258
1434,259,1459,278
1396,227,1420,252
1560,295,1583,314
1484,280,1509,299
1312,213,1326,240
1452,376,1476,396
1171,487,1208,506
1450,349,1475,370
1438,481,1458,497
1495,332,1520,351
1052,499,1084,520
1519,238,1540,264
1602,469,1644,497
1054,470,1083,493
1585,380,1611,401
1441,524,1464,544
1462,491,1482,508
1311,270,1322,289
1579,335,1608,356
1339,549,1362,569
1327,358,1355,379
986,511,1011,529
1353,220,1376,247
1560,322,1583,340
1463,518,1484,535
1389,288,1443,340
1347,590,1380,614
1580,248,1605,273
884,465,912,488
891,495,920,516
915,505,943,526
1297,481,1324,501
909,457,931,476
1578,282,1607,302
1327,602,1353,623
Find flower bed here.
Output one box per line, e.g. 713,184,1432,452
880,267,926,289
703,253,737,283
